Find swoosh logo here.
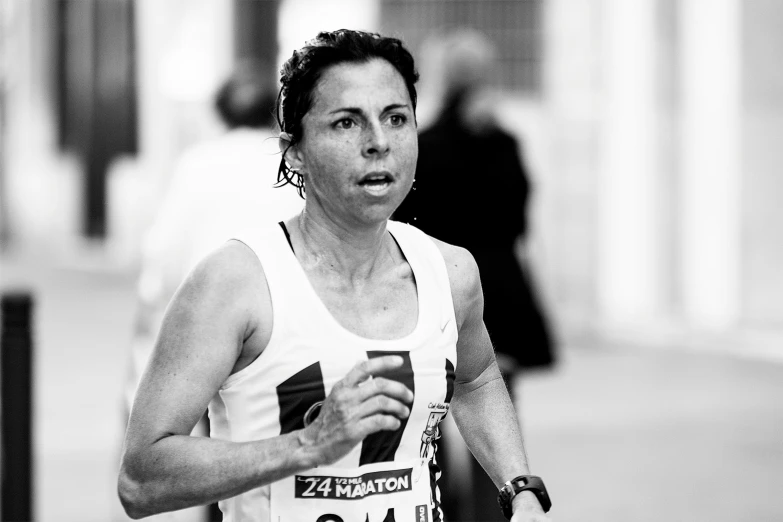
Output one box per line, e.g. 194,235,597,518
440,318,451,332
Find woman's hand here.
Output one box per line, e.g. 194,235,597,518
299,356,414,466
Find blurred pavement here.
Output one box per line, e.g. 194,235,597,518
1,247,782,522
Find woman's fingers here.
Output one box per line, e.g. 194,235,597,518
303,356,416,465
353,389,411,421
341,355,405,387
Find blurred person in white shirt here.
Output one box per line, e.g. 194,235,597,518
124,64,304,416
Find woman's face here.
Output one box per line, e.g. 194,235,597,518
290,58,418,227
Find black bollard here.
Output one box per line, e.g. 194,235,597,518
1,292,34,522
208,501,222,522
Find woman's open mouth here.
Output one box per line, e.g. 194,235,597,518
358,172,394,194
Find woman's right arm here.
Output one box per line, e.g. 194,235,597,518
118,241,316,518
118,241,415,519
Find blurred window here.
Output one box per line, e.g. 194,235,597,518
380,0,542,95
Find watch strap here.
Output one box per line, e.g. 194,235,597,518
497,475,552,518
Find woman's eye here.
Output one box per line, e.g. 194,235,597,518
336,119,355,129
389,114,406,126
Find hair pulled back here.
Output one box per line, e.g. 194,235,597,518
275,29,419,196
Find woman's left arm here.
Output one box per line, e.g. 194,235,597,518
437,241,551,522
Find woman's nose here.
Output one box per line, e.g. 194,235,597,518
363,121,390,157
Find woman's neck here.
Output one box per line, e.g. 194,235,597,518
291,208,395,283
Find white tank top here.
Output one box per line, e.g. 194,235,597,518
208,220,458,522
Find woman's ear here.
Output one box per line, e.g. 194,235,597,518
279,132,303,171
278,132,293,153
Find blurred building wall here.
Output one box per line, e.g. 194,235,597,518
679,0,741,330
379,0,783,358
380,0,542,128
0,0,234,264
1,0,782,358
277,0,379,75
57,0,139,239
110,0,234,266
541,0,601,338
598,0,664,327
740,0,783,330
546,0,783,357
1,0,82,252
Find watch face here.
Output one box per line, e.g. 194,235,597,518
497,484,516,519
500,483,514,500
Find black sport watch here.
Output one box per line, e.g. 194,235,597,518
497,475,552,518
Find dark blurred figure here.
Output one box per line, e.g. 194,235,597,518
397,29,555,379
120,63,302,522
394,29,556,521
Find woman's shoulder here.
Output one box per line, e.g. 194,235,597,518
181,240,268,310
197,240,263,279
396,224,479,296
428,237,483,324
431,239,480,284
172,240,272,339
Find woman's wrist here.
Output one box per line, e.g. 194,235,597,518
511,490,545,514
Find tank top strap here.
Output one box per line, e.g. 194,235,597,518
387,220,457,333
230,223,318,343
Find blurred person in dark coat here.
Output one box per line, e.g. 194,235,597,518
395,30,555,382
393,29,556,521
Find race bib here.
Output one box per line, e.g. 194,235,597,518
270,459,433,522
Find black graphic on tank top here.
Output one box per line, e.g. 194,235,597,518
277,362,327,434
444,359,454,404
359,351,416,464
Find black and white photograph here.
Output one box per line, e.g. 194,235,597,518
1,1,781,521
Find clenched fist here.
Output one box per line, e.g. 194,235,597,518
298,355,415,466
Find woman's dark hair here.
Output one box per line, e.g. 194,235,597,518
275,29,419,196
